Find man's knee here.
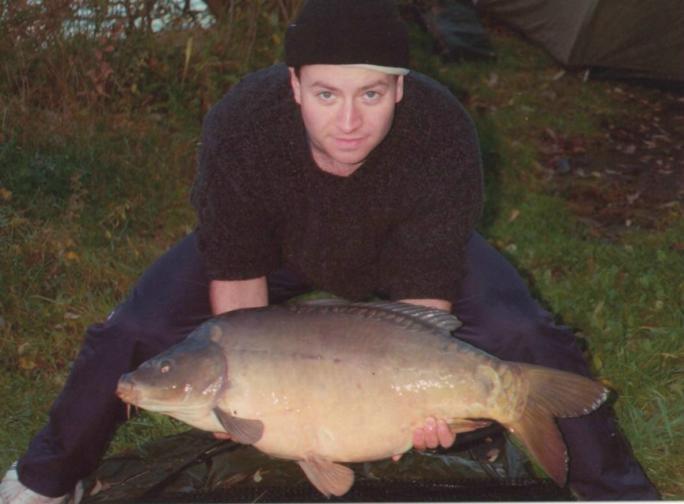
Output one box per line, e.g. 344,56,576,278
457,306,538,356
456,304,589,374
81,301,184,368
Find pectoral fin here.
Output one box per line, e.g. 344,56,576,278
297,454,354,497
213,408,264,444
447,418,492,434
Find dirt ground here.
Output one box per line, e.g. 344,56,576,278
539,85,684,238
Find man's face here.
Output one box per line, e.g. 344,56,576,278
290,65,404,176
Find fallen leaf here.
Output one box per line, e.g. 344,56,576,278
19,357,36,370
508,209,520,222
652,134,672,143
253,468,267,483
220,472,249,489
626,192,641,204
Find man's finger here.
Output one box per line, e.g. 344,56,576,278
436,419,456,448
392,454,402,462
412,427,426,451
213,432,231,440
424,417,439,449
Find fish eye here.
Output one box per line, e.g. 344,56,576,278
159,360,172,374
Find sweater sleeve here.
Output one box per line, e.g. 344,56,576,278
190,107,281,280
378,101,483,302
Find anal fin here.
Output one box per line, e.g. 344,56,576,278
297,453,354,497
213,407,264,445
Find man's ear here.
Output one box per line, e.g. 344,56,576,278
289,67,302,105
395,75,404,104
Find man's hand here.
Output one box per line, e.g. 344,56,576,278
413,417,456,450
213,432,231,440
392,417,456,462
209,277,268,315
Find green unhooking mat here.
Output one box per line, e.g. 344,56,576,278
81,426,573,502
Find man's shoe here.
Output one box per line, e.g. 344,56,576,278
0,463,82,504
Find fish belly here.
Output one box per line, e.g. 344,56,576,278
216,338,497,462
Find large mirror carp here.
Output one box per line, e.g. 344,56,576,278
117,301,608,497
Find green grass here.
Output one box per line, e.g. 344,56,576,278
1,14,682,499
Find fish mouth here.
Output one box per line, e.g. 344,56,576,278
116,375,140,405
115,376,141,420
115,374,211,417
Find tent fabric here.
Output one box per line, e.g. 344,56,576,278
421,0,496,61
474,0,684,81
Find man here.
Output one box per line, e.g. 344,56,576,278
1,1,658,502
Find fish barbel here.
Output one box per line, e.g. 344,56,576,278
116,301,608,496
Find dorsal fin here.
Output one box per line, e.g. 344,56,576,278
300,298,348,307
295,299,461,332
355,301,462,332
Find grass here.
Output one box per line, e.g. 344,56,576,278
1,9,682,499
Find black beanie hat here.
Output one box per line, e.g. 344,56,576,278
285,0,410,73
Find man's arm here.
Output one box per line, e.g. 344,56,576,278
209,277,268,315
398,298,452,312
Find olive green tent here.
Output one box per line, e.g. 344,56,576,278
474,0,684,82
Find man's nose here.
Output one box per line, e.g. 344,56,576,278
337,100,362,133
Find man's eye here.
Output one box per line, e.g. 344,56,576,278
318,91,334,100
365,91,379,100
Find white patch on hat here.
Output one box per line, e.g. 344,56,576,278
340,64,410,76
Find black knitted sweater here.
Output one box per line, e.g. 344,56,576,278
191,64,483,302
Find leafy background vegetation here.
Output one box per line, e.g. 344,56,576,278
1,0,682,498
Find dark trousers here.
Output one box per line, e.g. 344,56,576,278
17,232,658,499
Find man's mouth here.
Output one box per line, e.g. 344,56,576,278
334,137,365,149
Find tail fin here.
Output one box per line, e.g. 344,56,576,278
506,365,609,486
